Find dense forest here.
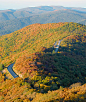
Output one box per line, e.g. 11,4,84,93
0,22,86,101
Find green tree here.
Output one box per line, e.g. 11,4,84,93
0,63,4,71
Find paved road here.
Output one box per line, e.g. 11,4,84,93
7,64,18,78
55,40,62,52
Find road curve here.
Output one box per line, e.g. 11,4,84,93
7,40,62,78
7,64,18,78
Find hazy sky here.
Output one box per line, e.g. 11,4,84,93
0,0,86,10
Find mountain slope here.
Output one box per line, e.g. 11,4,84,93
0,22,86,64
0,9,86,35
0,22,86,102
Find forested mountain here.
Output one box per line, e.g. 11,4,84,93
0,6,86,35
0,9,86,35
0,22,86,101
0,6,86,22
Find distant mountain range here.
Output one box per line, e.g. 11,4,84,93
0,6,86,35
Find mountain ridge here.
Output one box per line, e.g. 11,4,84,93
0,9,86,35
0,22,86,65
0,6,86,22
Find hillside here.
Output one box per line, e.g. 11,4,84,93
0,9,86,35
0,22,86,101
0,22,86,65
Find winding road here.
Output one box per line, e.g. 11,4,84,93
7,40,62,78
7,64,18,78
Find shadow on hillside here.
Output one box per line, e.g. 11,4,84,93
36,41,86,88
42,47,54,53
23,40,86,96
